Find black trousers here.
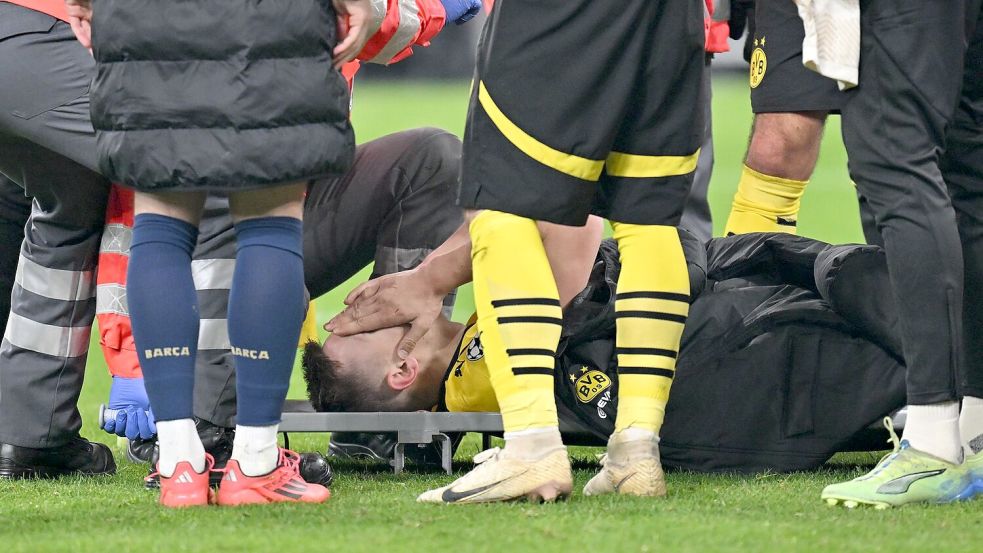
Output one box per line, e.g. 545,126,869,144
947,2,983,398
841,0,982,404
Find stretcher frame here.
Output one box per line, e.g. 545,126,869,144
99,401,907,475
278,400,503,474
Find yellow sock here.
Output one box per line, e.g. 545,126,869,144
470,210,562,433
611,223,690,435
724,164,807,235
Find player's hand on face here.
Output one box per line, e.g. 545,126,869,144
325,268,444,359
64,0,93,51
332,0,374,69
103,377,157,441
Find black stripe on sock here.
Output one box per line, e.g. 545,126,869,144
614,311,687,324
497,316,563,325
616,291,690,303
512,367,553,376
776,217,797,227
491,298,561,308
506,348,555,357
619,367,675,379
615,347,677,359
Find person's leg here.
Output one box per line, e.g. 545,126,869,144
725,0,845,236
0,136,110,450
422,0,656,504
678,59,713,242
304,128,464,299
368,129,464,316
724,111,826,235
0,9,114,477
214,182,329,505
128,191,207,481
822,0,974,508
191,193,238,430
0,175,31,336
224,184,307,476
947,1,983,461
583,0,704,498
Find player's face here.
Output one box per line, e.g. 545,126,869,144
322,326,405,385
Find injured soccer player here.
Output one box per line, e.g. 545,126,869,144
312,227,913,477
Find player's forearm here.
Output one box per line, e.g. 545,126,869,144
416,222,473,295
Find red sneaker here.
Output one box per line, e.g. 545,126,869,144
151,454,215,508
217,448,331,506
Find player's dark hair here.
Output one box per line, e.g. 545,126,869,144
301,341,388,412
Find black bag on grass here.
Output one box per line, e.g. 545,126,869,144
556,233,907,473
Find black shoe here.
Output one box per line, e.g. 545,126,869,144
127,437,156,464
0,437,116,479
328,432,397,463
195,418,234,469
298,452,333,487
328,432,462,470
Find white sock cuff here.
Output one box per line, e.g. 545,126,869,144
908,401,960,420
962,396,983,409
231,424,280,476
156,418,206,476
503,426,561,441
614,428,659,442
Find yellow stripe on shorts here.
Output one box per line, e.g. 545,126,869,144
477,81,605,182
605,149,701,178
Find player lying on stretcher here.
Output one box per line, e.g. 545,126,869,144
310,218,910,474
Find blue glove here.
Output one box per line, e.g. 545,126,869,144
102,377,157,441
441,0,482,25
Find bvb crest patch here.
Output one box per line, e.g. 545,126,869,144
573,366,612,404
465,333,484,361
749,36,767,89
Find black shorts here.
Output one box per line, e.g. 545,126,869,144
749,0,846,114
458,0,706,226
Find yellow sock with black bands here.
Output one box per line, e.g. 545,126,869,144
470,210,562,433
611,223,690,435
724,164,807,235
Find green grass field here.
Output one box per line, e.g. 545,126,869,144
3,76,978,553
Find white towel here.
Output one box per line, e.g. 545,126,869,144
794,0,860,90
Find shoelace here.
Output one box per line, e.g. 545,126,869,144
267,448,305,489
864,417,903,479
473,447,502,464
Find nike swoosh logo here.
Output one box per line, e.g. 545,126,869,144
876,469,946,495
613,473,635,492
440,470,529,503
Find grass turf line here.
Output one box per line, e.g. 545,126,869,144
3,76,977,552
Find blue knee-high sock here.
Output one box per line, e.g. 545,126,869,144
228,217,306,426
128,214,200,422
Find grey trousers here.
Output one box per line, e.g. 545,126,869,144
189,129,464,427
679,59,714,243
841,0,982,404
0,176,32,334
0,6,110,447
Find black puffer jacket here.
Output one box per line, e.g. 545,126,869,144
90,0,354,191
